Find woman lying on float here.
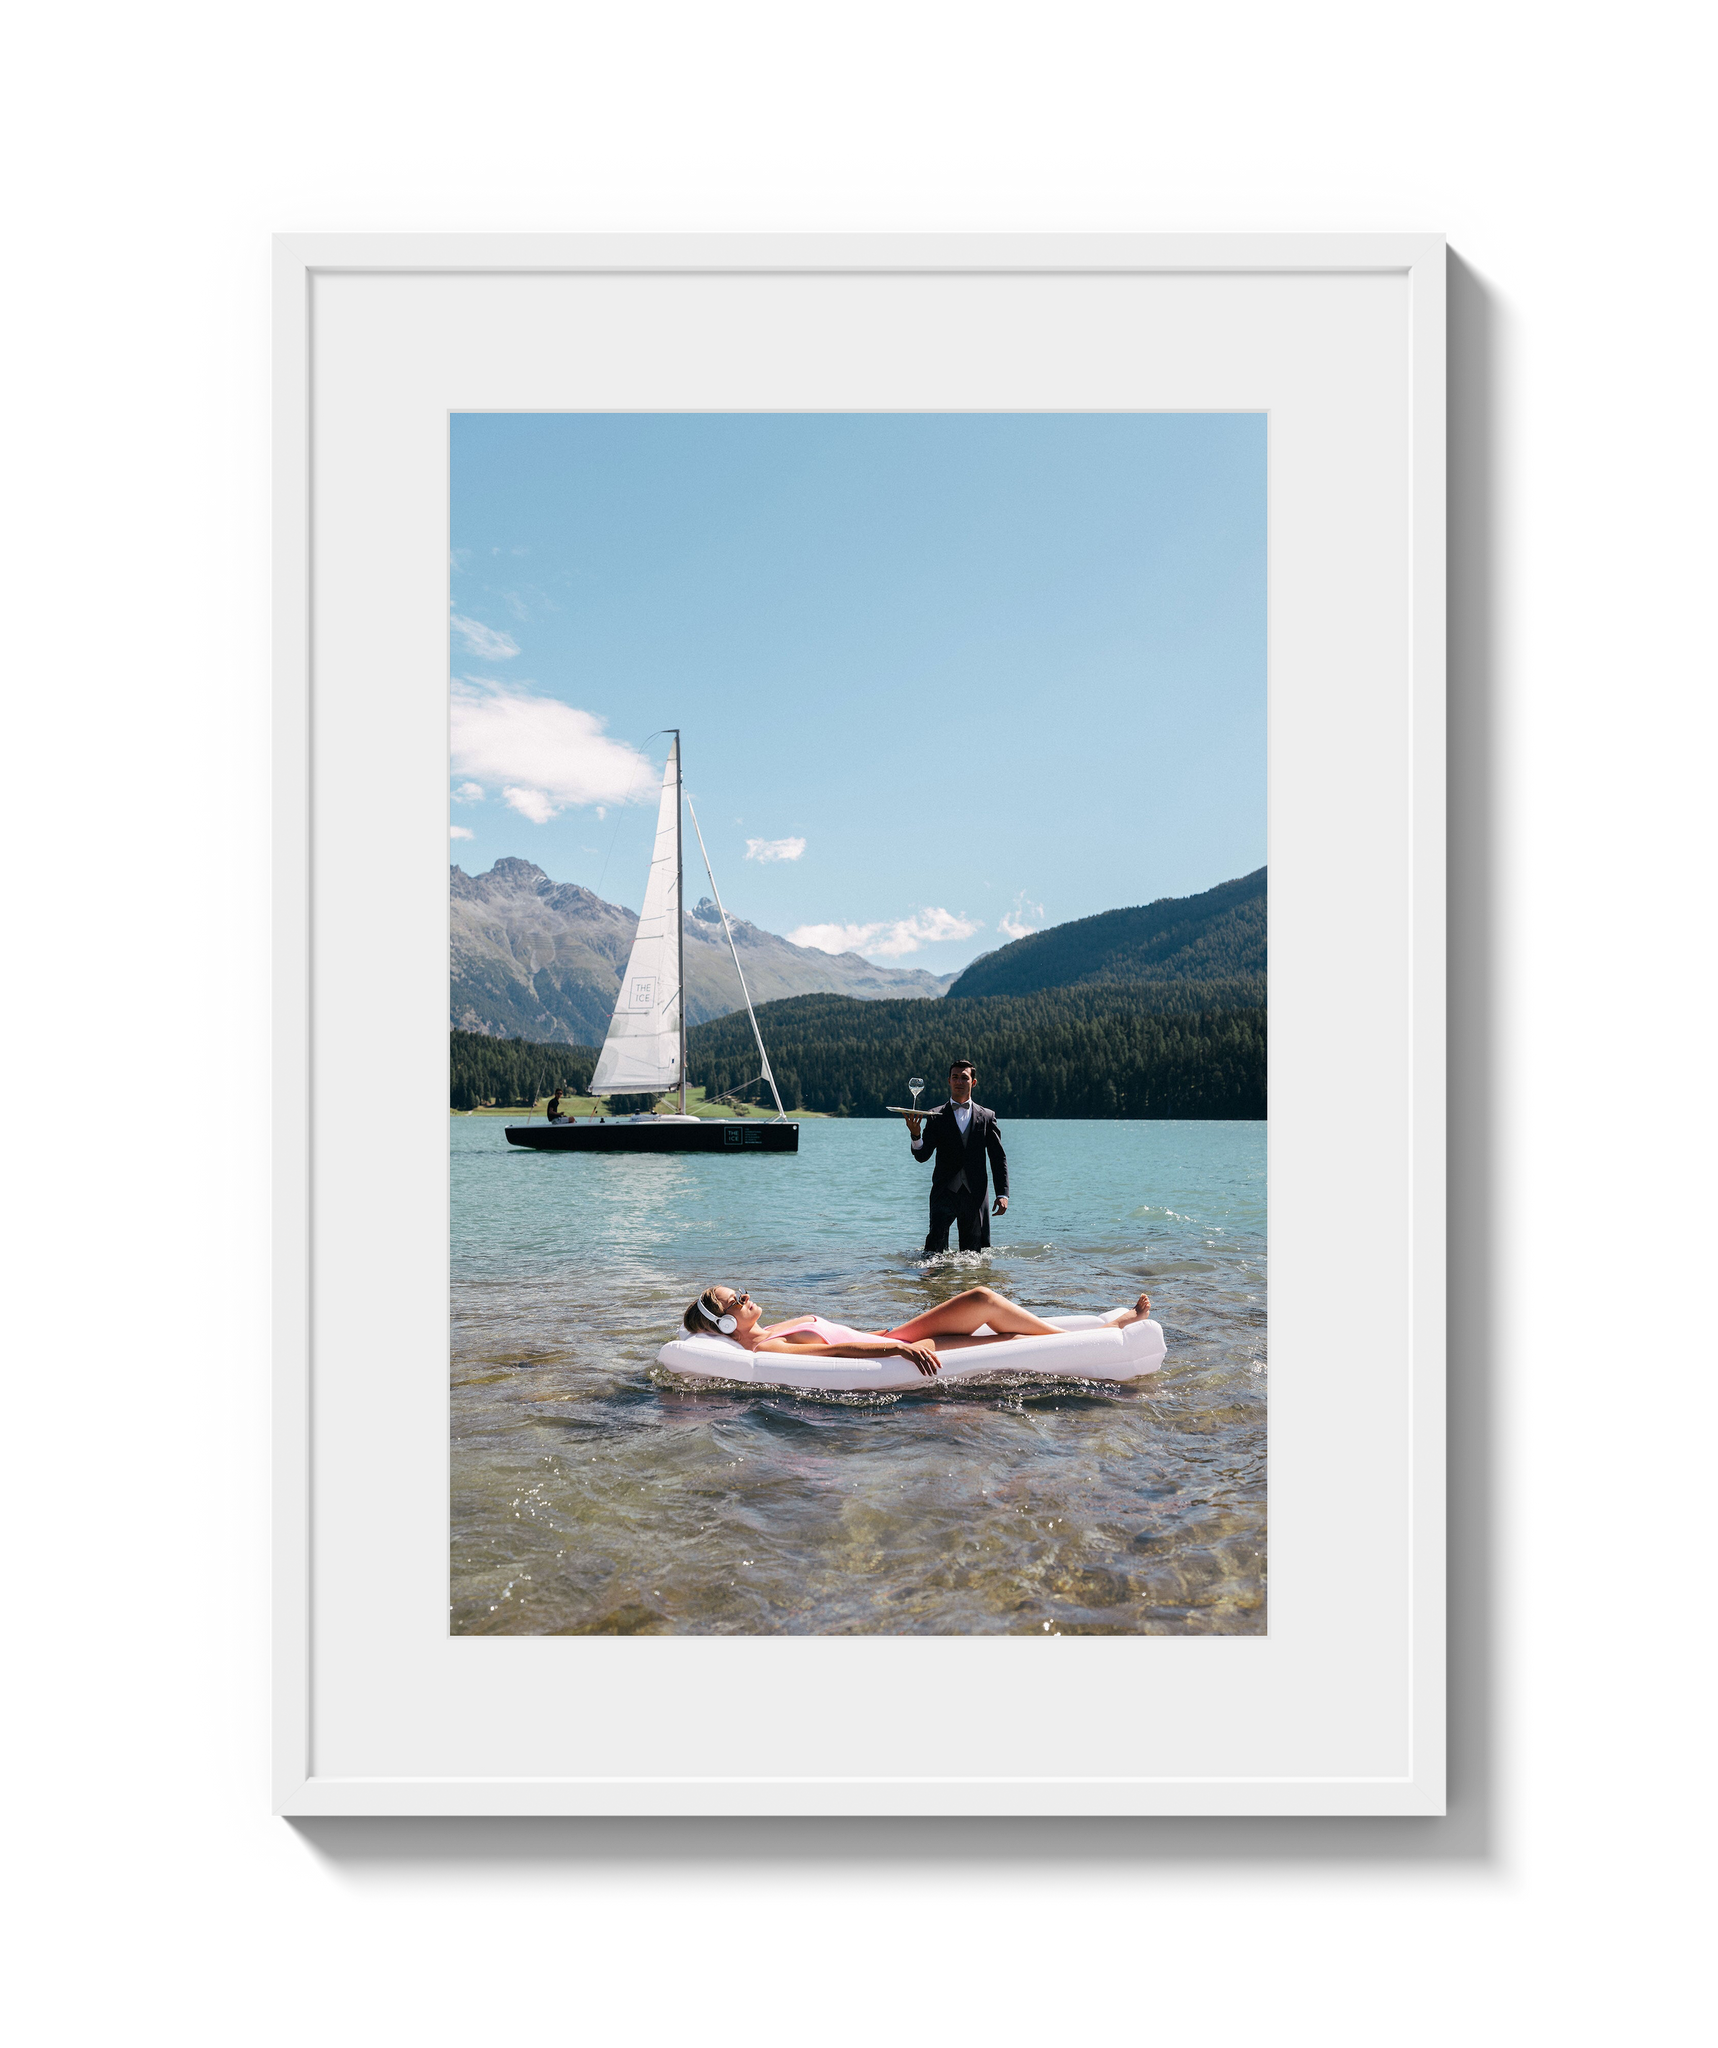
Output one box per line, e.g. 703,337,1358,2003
679,1284,1157,1379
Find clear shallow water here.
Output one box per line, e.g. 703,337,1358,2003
451,1116,1266,1635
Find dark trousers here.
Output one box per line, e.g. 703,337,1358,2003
923,1189,991,1257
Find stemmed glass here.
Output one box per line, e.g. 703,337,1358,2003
908,1075,925,1114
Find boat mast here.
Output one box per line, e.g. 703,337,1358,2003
674,730,687,1115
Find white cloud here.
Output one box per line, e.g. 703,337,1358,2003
449,825,474,841
745,836,806,864
450,613,520,659
789,922,877,956
999,894,1046,941
788,907,982,960
453,781,485,803
450,681,658,824
502,785,556,824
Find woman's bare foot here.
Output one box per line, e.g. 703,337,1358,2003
1107,1291,1153,1327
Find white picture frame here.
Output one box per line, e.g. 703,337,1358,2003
274,233,1445,1817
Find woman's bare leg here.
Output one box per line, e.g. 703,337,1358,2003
879,1289,1153,1349
883,1286,1061,1343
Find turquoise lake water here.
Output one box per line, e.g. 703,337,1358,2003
451,1114,1266,1634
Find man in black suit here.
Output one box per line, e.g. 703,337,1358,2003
905,1059,1009,1257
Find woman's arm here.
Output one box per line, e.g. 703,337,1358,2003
753,1337,940,1376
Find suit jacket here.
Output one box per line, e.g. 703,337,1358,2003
911,1100,1008,1204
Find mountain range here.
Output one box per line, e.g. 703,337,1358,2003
945,867,1266,1002
451,858,1266,1046
451,857,955,1045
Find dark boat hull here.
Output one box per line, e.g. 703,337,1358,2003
504,1120,799,1154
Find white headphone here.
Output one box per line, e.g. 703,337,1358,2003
698,1293,739,1335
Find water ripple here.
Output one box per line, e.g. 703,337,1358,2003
452,1116,1265,1634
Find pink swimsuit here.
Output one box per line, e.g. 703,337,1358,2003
773,1315,875,1346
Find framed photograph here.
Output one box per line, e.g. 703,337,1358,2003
275,234,1445,1815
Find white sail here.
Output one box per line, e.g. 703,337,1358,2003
591,739,683,1097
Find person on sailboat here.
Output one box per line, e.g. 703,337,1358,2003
545,1090,572,1124
903,1060,1009,1257
682,1284,1153,1379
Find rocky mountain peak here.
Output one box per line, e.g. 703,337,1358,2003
541,879,621,915
451,859,955,1043
484,856,551,892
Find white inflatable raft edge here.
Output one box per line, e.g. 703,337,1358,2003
655,1312,1166,1393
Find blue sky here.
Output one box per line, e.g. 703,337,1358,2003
450,412,1264,974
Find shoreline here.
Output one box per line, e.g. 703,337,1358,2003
456,1085,828,1120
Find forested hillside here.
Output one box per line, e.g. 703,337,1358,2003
450,991,1263,1119
688,991,1265,1120
450,1030,598,1110
946,867,1265,1001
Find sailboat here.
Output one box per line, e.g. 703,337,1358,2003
504,732,799,1154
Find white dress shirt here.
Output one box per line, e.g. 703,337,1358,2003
911,1098,975,1140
